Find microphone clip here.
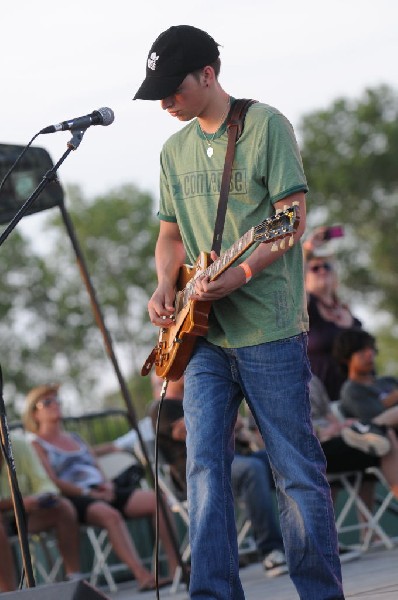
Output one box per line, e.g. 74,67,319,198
67,129,86,150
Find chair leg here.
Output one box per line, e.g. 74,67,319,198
329,471,394,551
29,532,64,585
85,527,117,592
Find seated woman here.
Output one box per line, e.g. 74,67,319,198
303,230,362,402
23,384,179,591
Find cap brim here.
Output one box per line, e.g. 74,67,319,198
133,73,186,100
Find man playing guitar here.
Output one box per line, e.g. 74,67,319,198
134,24,344,600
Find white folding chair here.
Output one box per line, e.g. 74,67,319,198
362,466,398,549
328,470,394,552
9,530,64,586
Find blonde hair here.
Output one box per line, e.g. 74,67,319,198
23,383,60,433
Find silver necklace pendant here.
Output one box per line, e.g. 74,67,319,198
207,146,214,158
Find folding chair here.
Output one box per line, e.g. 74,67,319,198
82,525,117,592
362,466,398,549
9,530,64,586
235,504,257,558
328,470,394,552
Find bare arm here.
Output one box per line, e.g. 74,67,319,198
380,389,398,410
94,442,118,457
191,192,306,301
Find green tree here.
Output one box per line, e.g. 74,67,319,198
0,227,59,417
1,183,159,416
42,183,159,412
300,84,398,371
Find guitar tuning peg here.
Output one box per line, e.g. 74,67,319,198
271,242,279,252
280,238,286,250
289,235,294,247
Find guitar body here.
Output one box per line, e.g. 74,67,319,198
155,252,212,380
141,205,300,381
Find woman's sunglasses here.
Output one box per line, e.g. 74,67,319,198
308,262,333,273
35,396,60,409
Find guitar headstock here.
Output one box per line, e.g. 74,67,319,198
254,204,300,248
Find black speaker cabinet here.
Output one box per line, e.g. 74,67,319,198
2,579,110,599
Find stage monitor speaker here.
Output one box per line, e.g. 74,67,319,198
2,579,110,599
0,143,64,225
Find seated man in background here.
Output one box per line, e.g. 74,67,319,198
0,430,82,587
333,327,398,501
309,375,398,513
149,375,288,578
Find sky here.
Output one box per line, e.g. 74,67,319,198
1,0,397,209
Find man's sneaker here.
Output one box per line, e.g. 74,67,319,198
341,422,391,457
263,549,288,578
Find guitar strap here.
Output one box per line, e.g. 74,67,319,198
211,98,258,256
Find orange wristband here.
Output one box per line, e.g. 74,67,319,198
239,262,252,283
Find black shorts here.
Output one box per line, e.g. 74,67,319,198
67,482,136,524
322,437,379,474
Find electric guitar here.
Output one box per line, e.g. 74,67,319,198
141,204,300,381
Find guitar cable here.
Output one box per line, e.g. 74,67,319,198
153,377,190,597
153,378,168,600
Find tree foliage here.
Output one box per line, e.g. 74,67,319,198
1,183,159,416
300,84,398,371
0,229,58,418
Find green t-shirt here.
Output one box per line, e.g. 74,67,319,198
158,101,309,347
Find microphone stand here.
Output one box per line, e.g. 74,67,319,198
0,129,86,589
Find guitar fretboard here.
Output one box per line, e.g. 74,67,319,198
182,228,255,306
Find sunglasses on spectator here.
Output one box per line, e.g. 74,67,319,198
308,262,333,273
35,396,60,409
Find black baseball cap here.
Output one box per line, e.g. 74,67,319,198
133,25,220,101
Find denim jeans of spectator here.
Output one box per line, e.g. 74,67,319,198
232,450,283,557
184,334,344,600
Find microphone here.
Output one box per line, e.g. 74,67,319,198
40,107,115,134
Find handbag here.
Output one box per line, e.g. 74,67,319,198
112,463,145,492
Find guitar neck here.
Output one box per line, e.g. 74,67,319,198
207,228,256,281
180,204,299,309
182,228,255,305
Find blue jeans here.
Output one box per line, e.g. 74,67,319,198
232,450,283,556
184,335,344,600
